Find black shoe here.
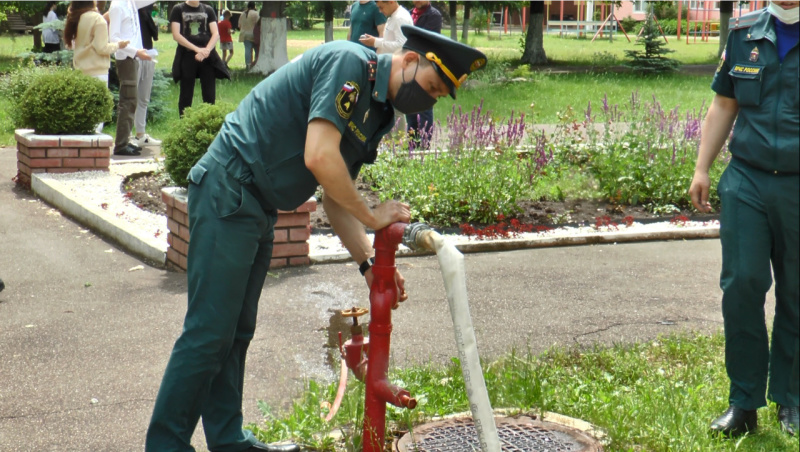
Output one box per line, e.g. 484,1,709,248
0,278,4,293
113,144,141,156
217,441,299,452
710,405,758,437
778,405,799,436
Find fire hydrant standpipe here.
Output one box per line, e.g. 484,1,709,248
332,222,500,452
364,222,417,452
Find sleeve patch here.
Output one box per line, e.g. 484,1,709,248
336,81,360,119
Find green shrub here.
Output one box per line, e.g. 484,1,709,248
620,16,639,34
161,103,235,188
0,64,62,126
470,10,489,34
18,69,113,134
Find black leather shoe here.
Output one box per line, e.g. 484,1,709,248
710,405,757,437
778,405,799,436
238,441,300,452
113,144,141,156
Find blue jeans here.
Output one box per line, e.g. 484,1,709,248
244,40,254,68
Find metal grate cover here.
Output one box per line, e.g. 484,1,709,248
395,416,602,452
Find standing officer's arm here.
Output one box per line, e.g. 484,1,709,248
689,94,739,212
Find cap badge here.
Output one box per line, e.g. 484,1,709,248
469,58,486,72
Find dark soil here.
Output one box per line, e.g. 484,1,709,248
125,172,716,231
122,172,171,215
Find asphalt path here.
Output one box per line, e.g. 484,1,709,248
0,148,775,451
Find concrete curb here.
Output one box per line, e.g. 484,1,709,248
310,225,720,264
32,173,167,266
29,166,719,268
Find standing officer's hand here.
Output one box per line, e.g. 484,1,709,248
689,170,714,213
371,200,410,230
365,268,408,306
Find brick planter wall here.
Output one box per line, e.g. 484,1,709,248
14,129,113,188
161,187,316,272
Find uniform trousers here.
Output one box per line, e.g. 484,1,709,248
718,157,800,410
146,154,277,451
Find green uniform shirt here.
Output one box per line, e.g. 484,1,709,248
712,10,799,174
205,41,396,211
348,1,387,51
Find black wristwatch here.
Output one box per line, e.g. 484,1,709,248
359,257,375,276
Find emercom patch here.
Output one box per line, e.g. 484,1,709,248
336,81,360,119
731,64,762,76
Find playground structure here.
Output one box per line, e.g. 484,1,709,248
486,1,767,44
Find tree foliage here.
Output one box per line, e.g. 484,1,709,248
624,8,680,74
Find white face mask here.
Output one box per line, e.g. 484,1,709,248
768,2,800,24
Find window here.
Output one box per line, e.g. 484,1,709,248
633,0,647,13
689,1,720,9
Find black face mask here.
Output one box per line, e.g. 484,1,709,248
392,63,437,114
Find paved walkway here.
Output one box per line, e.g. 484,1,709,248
0,148,775,451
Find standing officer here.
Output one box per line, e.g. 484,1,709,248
689,0,799,438
145,26,487,452
347,0,386,51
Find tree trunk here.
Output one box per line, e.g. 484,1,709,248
521,1,547,65
251,2,288,76
32,13,42,51
324,1,334,43
718,1,733,57
461,1,470,43
449,1,457,40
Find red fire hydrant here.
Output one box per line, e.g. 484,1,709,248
338,222,417,452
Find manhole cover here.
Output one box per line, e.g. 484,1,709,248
395,415,603,452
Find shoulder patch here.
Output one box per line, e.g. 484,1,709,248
336,81,360,120
730,11,761,30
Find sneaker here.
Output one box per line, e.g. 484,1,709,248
130,133,162,147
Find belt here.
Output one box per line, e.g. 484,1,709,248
733,156,799,176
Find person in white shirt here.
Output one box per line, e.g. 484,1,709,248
359,1,413,54
42,2,61,53
108,0,153,156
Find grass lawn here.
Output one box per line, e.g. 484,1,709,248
249,332,799,451
0,29,717,147
463,31,721,65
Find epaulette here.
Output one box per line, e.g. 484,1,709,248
367,60,377,81
730,10,762,30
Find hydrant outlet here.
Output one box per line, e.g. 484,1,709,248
402,222,433,251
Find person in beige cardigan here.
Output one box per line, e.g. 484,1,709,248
65,1,135,80
64,1,133,133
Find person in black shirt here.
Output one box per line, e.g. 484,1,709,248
169,0,230,116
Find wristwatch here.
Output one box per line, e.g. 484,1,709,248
359,257,375,276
